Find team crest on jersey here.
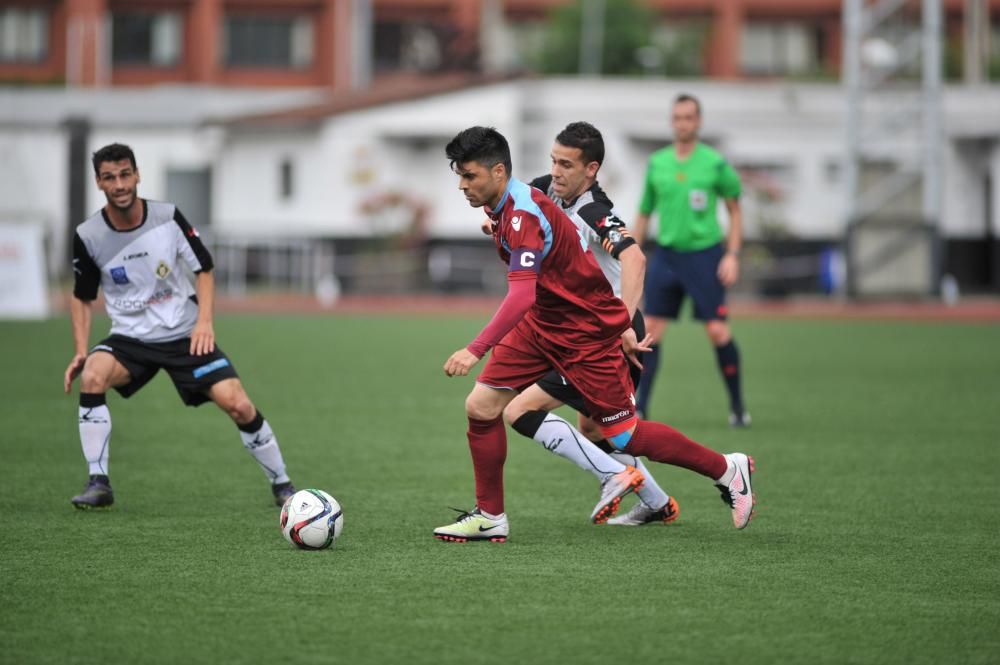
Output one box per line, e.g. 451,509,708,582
155,260,171,279
110,266,129,285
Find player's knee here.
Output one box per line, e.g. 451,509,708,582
226,398,256,425
508,408,546,437
501,399,530,427
464,392,503,421
705,321,731,346
214,388,255,424
79,366,111,393
577,417,602,442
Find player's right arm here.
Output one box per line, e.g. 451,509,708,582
64,296,92,393
444,211,544,377
65,232,101,393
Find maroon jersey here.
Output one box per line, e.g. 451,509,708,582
487,177,630,348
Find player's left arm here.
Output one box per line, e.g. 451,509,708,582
576,204,641,314
618,243,653,367
575,203,651,362
65,233,101,392
191,271,216,356
172,207,217,355
616,242,644,319
717,161,743,287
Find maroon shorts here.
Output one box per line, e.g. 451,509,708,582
476,321,637,437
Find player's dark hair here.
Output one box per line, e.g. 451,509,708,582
445,126,512,174
555,121,604,167
91,143,137,175
674,93,702,116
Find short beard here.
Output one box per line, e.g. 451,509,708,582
107,192,137,213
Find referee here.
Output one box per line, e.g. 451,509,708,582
632,94,749,427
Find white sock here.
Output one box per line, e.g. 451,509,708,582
239,419,290,484
530,414,627,480
610,451,669,510
79,404,111,476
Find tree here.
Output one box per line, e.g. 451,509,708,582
533,0,655,76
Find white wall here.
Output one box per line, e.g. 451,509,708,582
5,79,1000,248
213,83,523,237
211,78,1000,242
993,143,1000,237
87,129,217,207
944,139,992,238
0,129,68,272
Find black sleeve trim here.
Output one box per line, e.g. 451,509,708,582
529,174,552,192
72,233,101,301
588,181,614,209
173,207,214,272
576,202,636,260
576,201,612,228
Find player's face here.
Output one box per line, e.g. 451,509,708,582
549,142,598,202
671,100,701,143
454,160,505,209
96,159,141,212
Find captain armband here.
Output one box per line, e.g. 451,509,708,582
601,228,637,260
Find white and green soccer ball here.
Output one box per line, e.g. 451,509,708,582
279,488,344,550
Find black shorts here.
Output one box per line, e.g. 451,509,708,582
90,334,240,406
645,243,728,321
535,311,645,416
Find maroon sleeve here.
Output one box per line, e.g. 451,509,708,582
467,273,537,358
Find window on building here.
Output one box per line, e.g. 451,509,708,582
741,21,822,76
223,15,314,68
506,19,547,71
279,159,294,200
374,20,449,73
652,18,709,76
0,7,48,63
991,23,1000,80
112,12,182,66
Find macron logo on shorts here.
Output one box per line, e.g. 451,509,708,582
193,358,230,379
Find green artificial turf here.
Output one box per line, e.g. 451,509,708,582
1,314,997,664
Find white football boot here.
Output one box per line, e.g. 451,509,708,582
433,507,509,542
590,465,645,524
716,453,756,529
606,496,680,526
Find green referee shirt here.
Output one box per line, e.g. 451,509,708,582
638,142,741,252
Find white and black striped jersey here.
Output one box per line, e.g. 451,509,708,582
530,175,636,298
73,200,214,342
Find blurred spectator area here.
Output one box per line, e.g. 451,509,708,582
3,1,1000,87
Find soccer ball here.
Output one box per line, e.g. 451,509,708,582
279,488,344,550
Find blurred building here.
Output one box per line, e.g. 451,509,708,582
3,0,999,86
1,0,999,296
